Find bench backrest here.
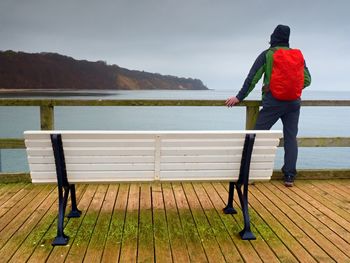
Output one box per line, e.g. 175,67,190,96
24,130,282,183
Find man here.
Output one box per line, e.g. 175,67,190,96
225,24,311,187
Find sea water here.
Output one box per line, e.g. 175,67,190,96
0,89,349,172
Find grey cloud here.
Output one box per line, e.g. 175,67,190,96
0,0,350,90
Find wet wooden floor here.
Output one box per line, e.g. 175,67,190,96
0,180,349,262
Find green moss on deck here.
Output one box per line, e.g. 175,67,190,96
0,173,31,183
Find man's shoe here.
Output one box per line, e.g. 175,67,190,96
284,176,294,187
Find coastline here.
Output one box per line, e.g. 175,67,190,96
0,89,116,97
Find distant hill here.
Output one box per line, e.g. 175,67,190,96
0,50,208,90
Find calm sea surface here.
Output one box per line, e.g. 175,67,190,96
1,89,349,172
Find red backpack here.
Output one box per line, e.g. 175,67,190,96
269,48,305,100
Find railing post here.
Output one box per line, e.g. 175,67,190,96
245,106,259,130
40,105,54,130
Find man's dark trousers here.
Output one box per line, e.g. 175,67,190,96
254,100,300,178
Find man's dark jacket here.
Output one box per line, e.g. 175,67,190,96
236,25,311,104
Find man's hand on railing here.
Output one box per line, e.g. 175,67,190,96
225,96,240,107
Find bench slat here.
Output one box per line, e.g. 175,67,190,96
26,146,277,157
25,133,157,140
30,169,273,183
161,139,279,147
30,171,155,183
161,147,277,156
24,131,282,140
25,138,279,148
28,162,273,172
160,154,276,163
27,154,276,165
26,147,155,156
28,156,155,164
29,163,155,172
25,139,155,148
161,162,274,171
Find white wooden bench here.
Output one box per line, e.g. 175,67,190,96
24,130,282,245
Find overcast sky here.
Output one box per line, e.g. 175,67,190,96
1,0,349,91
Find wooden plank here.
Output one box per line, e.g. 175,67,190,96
207,183,282,263
26,147,155,156
0,185,53,250
161,162,274,171
0,183,26,207
28,155,155,164
0,184,41,229
137,184,154,263
182,183,226,263
162,139,245,147
271,181,350,244
0,138,25,149
161,146,277,156
2,174,24,185
253,183,345,262
192,183,245,263
162,138,280,147
246,105,260,129
161,154,276,163
3,98,350,107
25,133,156,140
151,183,172,262
263,182,350,260
84,184,119,262
301,181,350,214
330,179,350,189
326,180,350,199
40,105,54,130
171,183,208,262
288,182,350,233
101,184,129,263
9,185,86,263
292,137,350,147
8,196,58,263
0,186,57,261
119,184,140,263
29,163,155,172
30,171,155,184
64,184,108,262
246,185,317,262
25,139,155,148
162,183,191,263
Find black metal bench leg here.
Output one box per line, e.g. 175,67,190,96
67,184,82,218
236,133,256,240
223,182,237,214
236,183,256,240
51,134,74,246
52,185,70,246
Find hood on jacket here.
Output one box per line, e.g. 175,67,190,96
270,25,290,47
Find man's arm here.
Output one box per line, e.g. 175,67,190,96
304,63,311,88
226,51,266,107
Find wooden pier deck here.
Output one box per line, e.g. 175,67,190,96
0,180,349,262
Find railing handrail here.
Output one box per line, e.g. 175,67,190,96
1,99,350,107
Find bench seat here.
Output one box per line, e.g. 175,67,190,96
24,130,282,245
